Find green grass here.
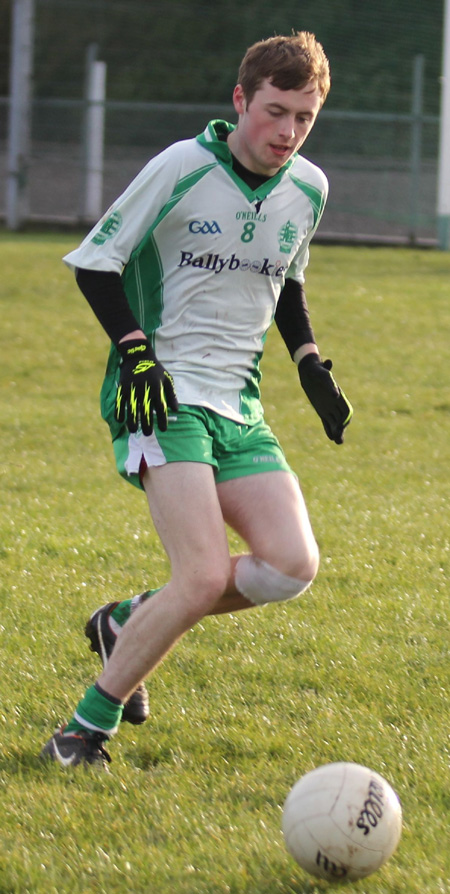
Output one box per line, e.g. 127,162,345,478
0,233,449,894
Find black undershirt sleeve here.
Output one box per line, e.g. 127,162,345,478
75,267,141,346
274,278,316,360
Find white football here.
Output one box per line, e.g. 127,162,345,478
282,762,402,883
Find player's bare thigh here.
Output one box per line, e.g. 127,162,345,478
217,470,319,582
142,461,231,601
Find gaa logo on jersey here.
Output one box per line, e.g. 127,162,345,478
188,220,222,235
92,211,123,245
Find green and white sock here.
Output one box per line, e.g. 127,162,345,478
64,684,123,737
110,588,161,629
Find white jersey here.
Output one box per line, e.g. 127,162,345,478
64,120,328,426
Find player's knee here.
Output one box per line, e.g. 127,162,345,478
294,540,320,584
234,555,316,607
266,538,319,588
180,561,229,619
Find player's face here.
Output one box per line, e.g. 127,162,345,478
230,79,322,176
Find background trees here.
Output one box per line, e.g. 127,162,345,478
0,0,444,112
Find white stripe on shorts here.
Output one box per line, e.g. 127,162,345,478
124,432,167,477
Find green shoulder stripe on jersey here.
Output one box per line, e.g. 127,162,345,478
133,162,218,259
157,163,218,221
288,174,326,227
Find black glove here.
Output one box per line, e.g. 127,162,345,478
115,339,178,436
298,354,353,444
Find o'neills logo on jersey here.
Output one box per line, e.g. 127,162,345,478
178,251,287,278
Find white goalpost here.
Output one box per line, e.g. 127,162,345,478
6,0,35,230
437,0,450,249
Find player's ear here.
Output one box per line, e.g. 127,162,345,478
232,84,247,115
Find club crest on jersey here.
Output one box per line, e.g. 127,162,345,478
278,220,298,253
188,220,222,234
92,211,123,245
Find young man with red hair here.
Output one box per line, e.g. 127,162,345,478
41,31,352,768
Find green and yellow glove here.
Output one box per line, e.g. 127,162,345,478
115,339,178,436
298,354,353,445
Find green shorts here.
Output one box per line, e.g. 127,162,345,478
113,404,293,489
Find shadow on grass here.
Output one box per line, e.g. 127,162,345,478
0,747,47,775
0,746,106,780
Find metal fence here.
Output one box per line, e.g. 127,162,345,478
0,94,439,244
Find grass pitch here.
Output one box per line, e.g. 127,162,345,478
0,233,449,893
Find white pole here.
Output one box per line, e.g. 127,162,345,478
409,54,424,243
437,0,450,249
81,52,107,222
6,0,35,230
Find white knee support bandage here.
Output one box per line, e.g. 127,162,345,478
235,555,312,606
